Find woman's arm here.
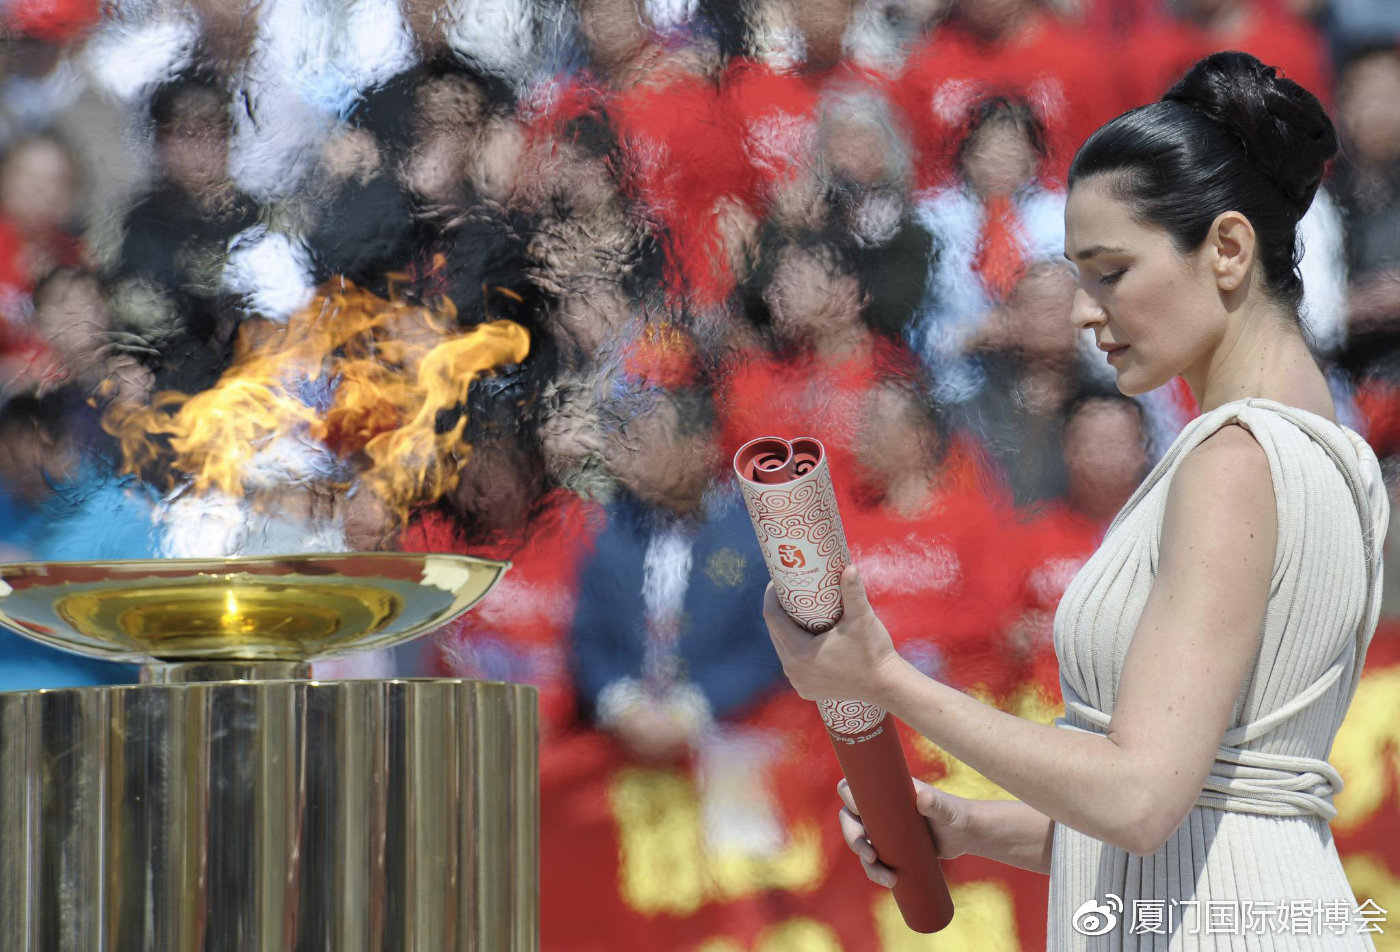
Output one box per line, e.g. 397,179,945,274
765,424,1277,857
838,780,1055,883
966,800,1056,874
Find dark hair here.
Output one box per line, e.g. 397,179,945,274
1068,51,1338,315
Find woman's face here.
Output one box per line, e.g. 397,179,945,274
1063,177,1224,396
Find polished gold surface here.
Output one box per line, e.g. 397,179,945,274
0,553,508,664
0,678,540,951
0,555,537,950
54,578,399,659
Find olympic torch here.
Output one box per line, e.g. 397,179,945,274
734,435,954,934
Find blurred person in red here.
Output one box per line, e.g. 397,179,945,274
0,134,85,319
0,5,144,271
842,374,1023,700
516,0,754,316
836,362,1070,952
590,8,755,315
1120,0,1333,108
910,95,1068,397
720,233,921,504
719,0,899,215
0,134,86,386
895,0,1130,189
1005,389,1152,692
612,77,758,315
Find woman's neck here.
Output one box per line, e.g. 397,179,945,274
1185,308,1334,420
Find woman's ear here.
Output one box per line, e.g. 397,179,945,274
1207,210,1256,293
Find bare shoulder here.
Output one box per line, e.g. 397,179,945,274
1163,422,1277,563
1109,421,1280,854
1175,422,1274,506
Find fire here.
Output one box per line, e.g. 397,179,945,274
103,276,530,521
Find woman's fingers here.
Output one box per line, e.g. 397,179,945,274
837,776,897,889
912,782,969,859
914,782,963,828
763,584,815,655
838,806,874,861
836,778,858,816
836,781,874,863
839,806,896,887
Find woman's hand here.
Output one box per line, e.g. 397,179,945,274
838,777,976,888
761,564,909,706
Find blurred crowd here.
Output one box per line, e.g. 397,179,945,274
2,0,1400,947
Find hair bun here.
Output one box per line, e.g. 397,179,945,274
1162,51,1338,217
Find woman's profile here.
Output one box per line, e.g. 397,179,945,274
761,50,1389,950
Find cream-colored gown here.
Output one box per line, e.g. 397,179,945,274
1047,397,1390,951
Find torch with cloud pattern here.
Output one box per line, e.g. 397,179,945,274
734,435,954,934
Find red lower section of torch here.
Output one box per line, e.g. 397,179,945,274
828,715,954,933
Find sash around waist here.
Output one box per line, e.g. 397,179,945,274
1054,673,1346,822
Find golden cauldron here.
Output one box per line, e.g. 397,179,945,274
0,553,537,951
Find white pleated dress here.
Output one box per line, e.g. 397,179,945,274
1046,398,1390,951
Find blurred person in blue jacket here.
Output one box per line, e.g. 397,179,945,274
0,390,149,689
568,378,786,766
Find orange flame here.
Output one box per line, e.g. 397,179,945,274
103,277,530,520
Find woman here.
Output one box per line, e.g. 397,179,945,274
762,51,1389,949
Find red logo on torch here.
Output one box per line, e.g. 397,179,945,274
778,544,806,569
